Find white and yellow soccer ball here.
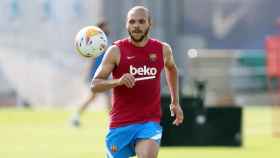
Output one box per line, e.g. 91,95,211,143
74,26,108,58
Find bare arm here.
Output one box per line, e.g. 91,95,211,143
163,43,179,105
163,43,184,126
91,45,135,93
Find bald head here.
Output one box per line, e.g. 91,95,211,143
127,6,151,24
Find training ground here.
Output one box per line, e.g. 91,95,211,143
0,106,279,158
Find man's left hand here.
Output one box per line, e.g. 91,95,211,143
170,104,184,126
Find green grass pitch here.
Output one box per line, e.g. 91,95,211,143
0,106,279,158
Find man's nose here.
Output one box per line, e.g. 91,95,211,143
132,22,140,27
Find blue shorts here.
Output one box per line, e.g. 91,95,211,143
105,122,162,158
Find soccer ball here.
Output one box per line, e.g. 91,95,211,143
74,26,108,58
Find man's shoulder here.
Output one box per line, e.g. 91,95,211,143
150,38,163,44
113,38,129,46
107,45,120,53
149,38,170,47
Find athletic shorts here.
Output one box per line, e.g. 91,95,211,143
105,122,162,158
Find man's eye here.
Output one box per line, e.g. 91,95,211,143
139,19,146,24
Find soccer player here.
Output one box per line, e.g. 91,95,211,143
265,17,280,136
91,6,184,158
70,20,111,127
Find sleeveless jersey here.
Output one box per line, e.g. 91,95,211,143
110,38,164,128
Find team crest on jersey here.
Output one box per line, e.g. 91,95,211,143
149,53,157,62
111,145,118,153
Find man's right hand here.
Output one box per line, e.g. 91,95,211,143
118,73,135,88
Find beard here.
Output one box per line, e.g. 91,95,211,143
128,27,150,43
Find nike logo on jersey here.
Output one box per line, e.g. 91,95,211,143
127,56,136,60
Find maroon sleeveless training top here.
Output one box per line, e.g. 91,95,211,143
110,38,164,128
